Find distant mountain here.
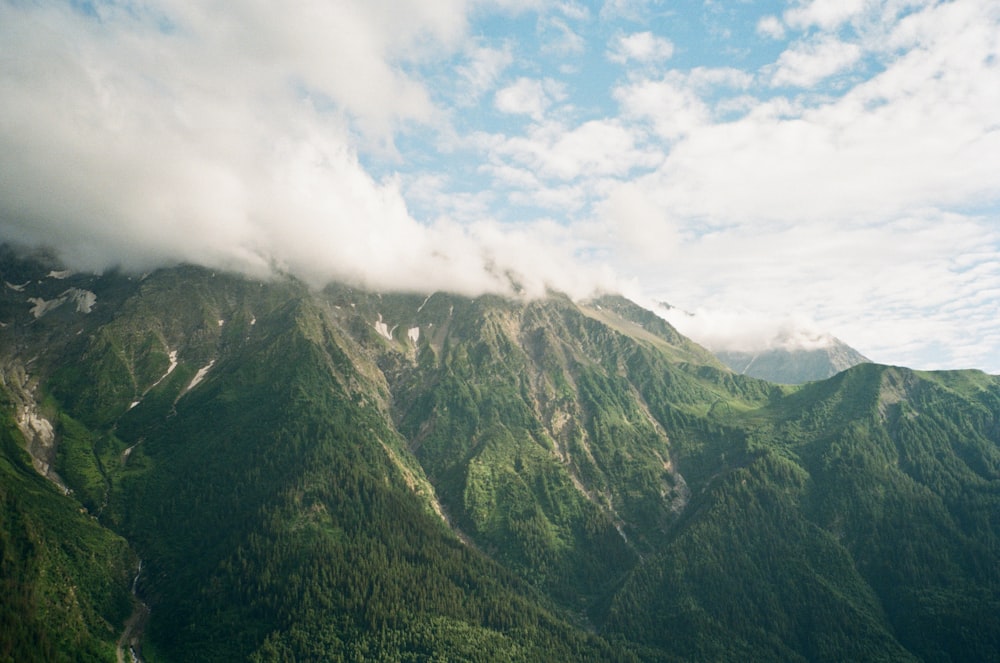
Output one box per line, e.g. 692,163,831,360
715,337,870,384
1,246,998,662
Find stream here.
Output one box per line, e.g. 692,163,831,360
116,560,149,663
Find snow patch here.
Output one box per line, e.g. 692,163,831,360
217,319,225,327
122,441,141,462
27,288,97,317
250,316,256,326
70,288,97,313
4,280,28,292
28,297,62,318
145,349,179,392
47,269,73,279
407,326,420,343
129,401,141,410
374,314,394,340
416,294,432,313
185,360,215,392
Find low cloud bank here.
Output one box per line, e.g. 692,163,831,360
0,1,615,301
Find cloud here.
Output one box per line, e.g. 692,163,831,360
615,74,709,140
635,211,1000,371
655,306,837,354
494,77,558,120
488,119,659,181
3,0,1000,373
538,17,586,56
608,31,675,64
0,0,619,300
769,35,862,87
455,42,515,105
596,0,1000,369
783,0,871,31
756,16,786,40
625,1,1000,227
597,181,678,262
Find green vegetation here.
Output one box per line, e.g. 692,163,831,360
0,407,134,662
1,256,998,661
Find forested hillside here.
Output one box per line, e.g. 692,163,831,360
1,251,997,661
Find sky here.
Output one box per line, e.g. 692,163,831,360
1,1,999,372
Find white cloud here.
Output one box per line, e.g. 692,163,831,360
4,0,1000,373
756,15,786,40
608,31,675,64
0,0,616,300
656,306,836,354
783,0,871,31
557,2,591,21
639,212,1000,370
494,77,558,120
600,0,656,21
615,74,710,140
539,17,586,56
595,1,1000,369
634,1,1000,228
488,119,660,181
769,35,862,87
597,182,679,262
455,43,515,105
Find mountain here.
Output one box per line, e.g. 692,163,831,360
714,337,870,384
1,247,998,661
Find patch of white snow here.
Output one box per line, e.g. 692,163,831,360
28,296,64,318
217,319,225,327
47,269,73,279
184,360,215,392
374,314,393,340
4,280,28,292
146,350,178,392
416,294,432,313
122,441,141,462
26,288,96,317
407,327,420,343
129,401,141,410
68,288,97,313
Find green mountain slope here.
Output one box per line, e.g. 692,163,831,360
0,387,135,662
606,363,1000,660
1,251,998,661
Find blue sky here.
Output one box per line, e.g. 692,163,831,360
1,0,999,371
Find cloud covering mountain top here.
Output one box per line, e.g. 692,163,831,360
2,1,999,370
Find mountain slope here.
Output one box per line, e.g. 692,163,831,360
0,374,135,662
1,251,998,661
606,363,1000,660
